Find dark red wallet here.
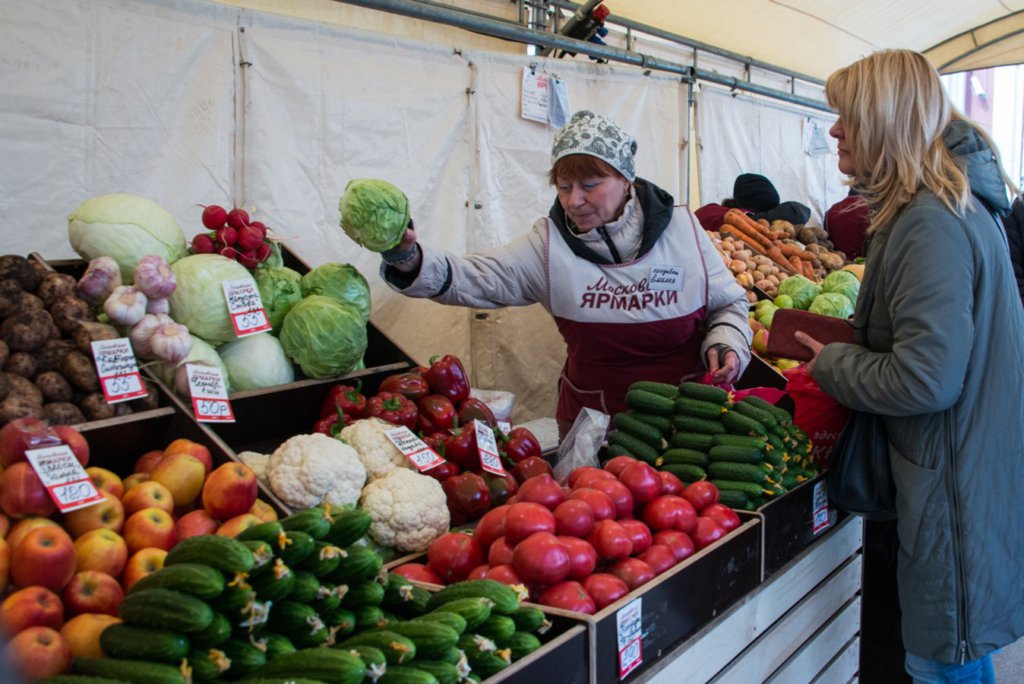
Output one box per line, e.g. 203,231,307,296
765,308,856,361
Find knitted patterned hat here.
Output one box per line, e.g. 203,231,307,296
550,110,638,181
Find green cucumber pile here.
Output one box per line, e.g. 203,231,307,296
608,381,820,510
62,503,551,684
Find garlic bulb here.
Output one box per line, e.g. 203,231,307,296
146,297,170,315
77,256,122,306
133,255,177,299
150,321,193,364
103,286,148,327
129,313,173,360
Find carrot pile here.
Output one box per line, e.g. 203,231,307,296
720,209,817,280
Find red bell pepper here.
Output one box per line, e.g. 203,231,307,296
313,406,348,437
319,380,367,420
501,427,543,464
484,471,519,506
443,425,478,472
366,391,419,431
417,394,457,434
425,355,471,405
456,397,496,429
423,459,460,483
442,471,492,525
379,371,431,403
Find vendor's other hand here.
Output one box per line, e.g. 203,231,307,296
381,220,421,272
794,331,824,373
707,346,740,384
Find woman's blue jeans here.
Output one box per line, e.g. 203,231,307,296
905,652,996,684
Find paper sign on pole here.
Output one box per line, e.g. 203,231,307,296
474,419,505,476
222,279,272,337
91,338,148,403
186,364,235,422
386,426,445,472
25,445,104,513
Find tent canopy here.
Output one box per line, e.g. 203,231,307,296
604,1,1024,80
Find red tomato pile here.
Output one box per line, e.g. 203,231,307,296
403,455,743,614
313,354,544,525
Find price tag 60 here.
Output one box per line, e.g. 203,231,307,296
222,279,272,337
474,419,505,476
186,364,235,423
385,427,445,472
25,445,104,513
90,338,148,404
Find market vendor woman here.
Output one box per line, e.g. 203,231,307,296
372,110,751,432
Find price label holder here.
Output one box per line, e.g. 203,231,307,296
90,338,148,403
25,445,104,513
812,479,831,535
616,597,643,679
222,279,272,337
474,419,505,476
385,427,445,472
496,419,512,435
186,364,235,423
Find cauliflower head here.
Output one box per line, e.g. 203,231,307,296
340,417,413,481
266,433,366,509
236,451,270,485
359,468,450,552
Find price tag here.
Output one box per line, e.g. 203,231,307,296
496,419,512,435
186,364,235,423
812,480,831,534
474,419,505,476
222,279,272,337
385,427,445,472
90,338,148,403
25,445,104,513
616,597,643,679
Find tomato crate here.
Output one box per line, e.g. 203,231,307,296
75,404,290,516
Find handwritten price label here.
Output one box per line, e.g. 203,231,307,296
385,427,445,472
186,364,235,423
616,597,643,679
25,445,104,513
812,480,831,535
91,338,148,403
222,279,272,337
474,419,505,476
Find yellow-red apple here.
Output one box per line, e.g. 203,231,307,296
122,508,177,553
73,528,127,577
0,586,63,636
121,480,174,516
0,512,10,538
85,467,123,499
52,425,89,467
163,439,213,473
0,537,8,590
122,472,150,492
150,453,205,507
133,449,165,474
11,526,76,591
215,513,262,538
0,462,57,520
4,625,71,679
6,517,59,552
202,462,258,521
60,613,120,658
62,570,123,617
175,509,220,540
62,490,124,538
248,498,278,523
122,548,166,591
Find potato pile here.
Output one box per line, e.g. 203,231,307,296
0,255,157,426
709,232,791,300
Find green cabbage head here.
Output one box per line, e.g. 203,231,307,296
809,292,854,319
300,263,371,323
776,275,822,310
67,193,188,281
218,333,295,391
821,269,861,305
338,179,409,252
253,266,303,332
280,295,368,378
169,254,257,343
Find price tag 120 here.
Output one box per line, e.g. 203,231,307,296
222,279,272,337
25,445,104,513
385,427,445,472
186,364,235,423
474,419,505,476
90,338,148,404
616,597,643,679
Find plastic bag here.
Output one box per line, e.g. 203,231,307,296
783,365,850,468
695,371,787,404
552,407,608,485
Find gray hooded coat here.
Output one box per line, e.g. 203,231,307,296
813,121,1024,663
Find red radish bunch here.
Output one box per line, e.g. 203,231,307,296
191,204,277,270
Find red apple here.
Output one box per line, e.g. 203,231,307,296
122,548,166,591
0,512,10,538
133,450,165,474
85,467,124,499
60,613,121,659
11,526,76,591
0,417,55,467
0,537,8,590
122,508,177,553
73,528,128,577
52,425,89,467
122,472,151,492
62,490,124,538
202,462,258,521
215,513,262,538
4,625,71,679
0,586,63,636
248,499,278,523
0,462,57,519
162,439,213,473
121,480,174,516
6,517,59,552
175,509,220,540
150,453,205,507
62,570,124,617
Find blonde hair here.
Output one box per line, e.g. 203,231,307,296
825,49,1011,232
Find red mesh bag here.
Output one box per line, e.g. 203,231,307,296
782,366,849,469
